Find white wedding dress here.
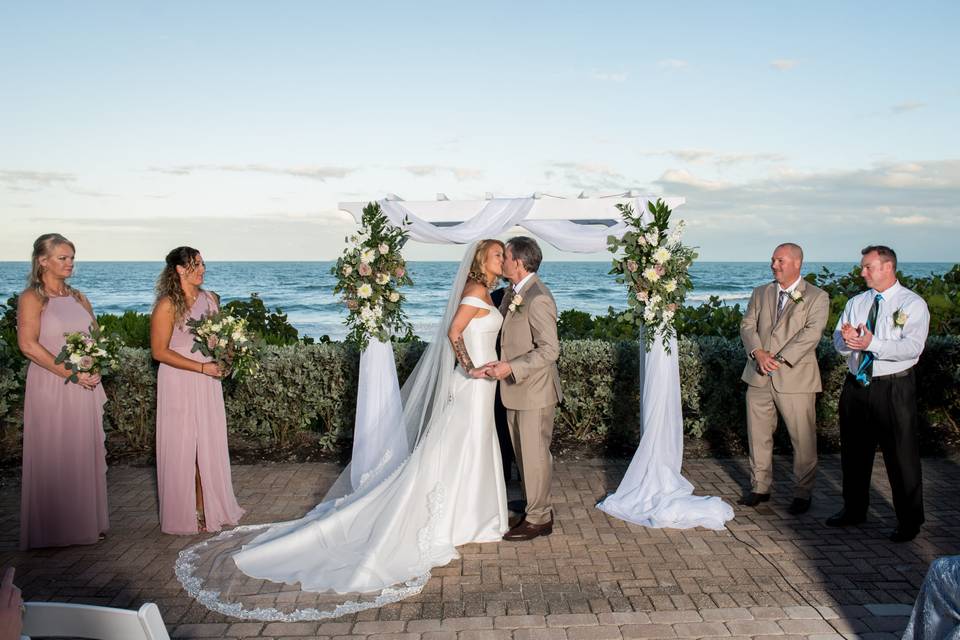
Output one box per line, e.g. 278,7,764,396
175,290,508,620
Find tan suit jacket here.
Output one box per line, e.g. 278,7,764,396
740,279,829,393
498,274,563,410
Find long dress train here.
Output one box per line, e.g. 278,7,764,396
176,296,508,619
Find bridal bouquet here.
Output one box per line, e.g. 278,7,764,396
186,311,262,381
332,202,414,349
608,199,697,352
54,325,123,384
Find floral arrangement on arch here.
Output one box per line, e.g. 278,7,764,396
608,199,697,352
332,202,414,349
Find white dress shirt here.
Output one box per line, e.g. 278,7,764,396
776,276,803,314
833,281,930,376
513,272,535,294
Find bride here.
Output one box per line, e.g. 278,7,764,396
176,240,510,620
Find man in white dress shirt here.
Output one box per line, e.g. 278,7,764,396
826,245,930,542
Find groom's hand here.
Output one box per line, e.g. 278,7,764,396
486,361,513,380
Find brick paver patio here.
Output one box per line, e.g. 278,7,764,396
2,454,958,639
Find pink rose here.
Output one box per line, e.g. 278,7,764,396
207,335,218,350
394,267,405,279
636,290,649,302
626,259,638,273
667,303,677,312
358,263,372,277
79,355,95,370
655,265,666,276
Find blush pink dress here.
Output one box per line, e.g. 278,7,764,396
156,292,244,535
20,294,109,550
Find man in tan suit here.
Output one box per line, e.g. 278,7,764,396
485,237,563,541
739,243,829,515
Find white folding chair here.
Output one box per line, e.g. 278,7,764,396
21,601,171,640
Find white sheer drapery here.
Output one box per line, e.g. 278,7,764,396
350,339,405,489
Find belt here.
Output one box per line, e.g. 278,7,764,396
846,367,912,382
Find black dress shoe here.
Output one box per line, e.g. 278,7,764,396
787,497,811,515
737,492,770,507
503,515,553,541
825,509,866,527
889,526,920,543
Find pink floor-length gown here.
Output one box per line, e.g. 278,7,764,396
156,292,244,535
20,295,109,550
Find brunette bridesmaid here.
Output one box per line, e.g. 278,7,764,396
150,247,244,534
17,233,109,550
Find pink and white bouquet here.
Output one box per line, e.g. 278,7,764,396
186,310,262,381
332,202,414,349
54,325,123,384
608,199,697,352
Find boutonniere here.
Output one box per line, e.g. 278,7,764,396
508,293,524,314
893,308,909,328
789,289,803,304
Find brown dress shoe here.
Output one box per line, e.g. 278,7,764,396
503,515,553,541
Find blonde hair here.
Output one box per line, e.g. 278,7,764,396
155,246,201,325
468,239,504,288
27,233,82,305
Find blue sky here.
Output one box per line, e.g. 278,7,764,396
2,2,958,261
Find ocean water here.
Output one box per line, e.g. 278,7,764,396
0,261,953,340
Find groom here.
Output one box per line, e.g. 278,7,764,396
485,237,563,541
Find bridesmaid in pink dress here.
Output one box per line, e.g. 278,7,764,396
150,247,244,535
17,234,109,550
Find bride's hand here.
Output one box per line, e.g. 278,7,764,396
469,363,493,379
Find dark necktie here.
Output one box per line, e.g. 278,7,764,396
776,290,789,322
854,293,883,386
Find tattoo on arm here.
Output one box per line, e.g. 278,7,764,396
453,336,475,372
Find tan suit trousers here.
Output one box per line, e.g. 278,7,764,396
745,385,817,499
507,405,556,525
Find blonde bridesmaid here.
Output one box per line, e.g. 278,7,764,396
150,247,244,534
17,233,109,550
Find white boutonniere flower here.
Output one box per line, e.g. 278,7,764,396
789,289,803,304
508,293,524,313
893,308,909,328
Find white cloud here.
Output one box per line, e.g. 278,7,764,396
889,215,933,225
591,70,628,83
657,59,688,71
401,165,483,181
149,164,355,181
770,59,798,71
545,162,637,191
0,170,76,188
891,101,926,114
640,149,785,166
659,169,730,191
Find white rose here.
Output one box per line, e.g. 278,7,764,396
642,267,660,282
645,231,659,246
378,243,390,255
653,247,671,264
232,330,244,341
643,308,657,322
69,353,83,365
376,273,390,285
664,280,677,293
218,338,227,347
389,292,400,302
357,283,373,298
342,264,353,276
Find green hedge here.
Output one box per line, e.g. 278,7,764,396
1,337,958,464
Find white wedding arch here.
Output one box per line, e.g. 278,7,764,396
336,192,733,530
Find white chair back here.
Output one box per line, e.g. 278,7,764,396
21,601,170,640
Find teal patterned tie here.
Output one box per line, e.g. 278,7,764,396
854,293,883,386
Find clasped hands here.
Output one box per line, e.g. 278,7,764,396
840,322,873,351
469,361,512,380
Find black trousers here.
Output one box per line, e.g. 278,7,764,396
839,369,924,528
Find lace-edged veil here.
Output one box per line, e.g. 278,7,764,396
174,242,482,621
